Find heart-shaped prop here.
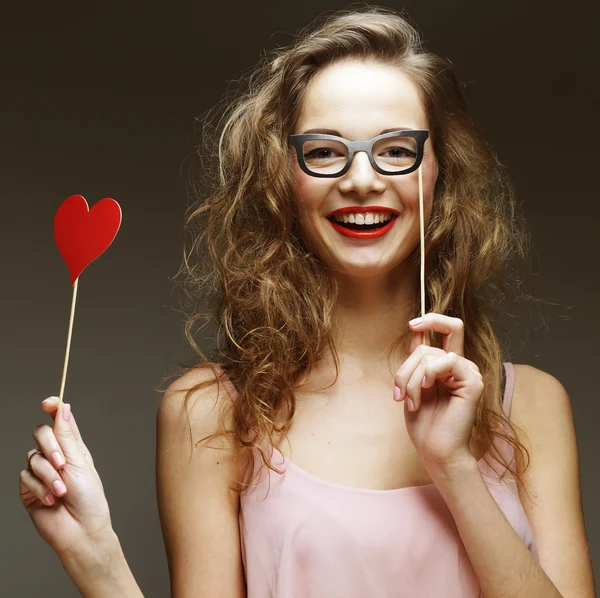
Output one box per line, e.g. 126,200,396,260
54,194,122,285
52,194,122,405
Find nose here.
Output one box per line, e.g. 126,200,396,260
337,150,386,194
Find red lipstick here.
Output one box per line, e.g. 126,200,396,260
327,205,400,217
327,212,399,239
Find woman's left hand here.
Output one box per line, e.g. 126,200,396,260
393,313,485,471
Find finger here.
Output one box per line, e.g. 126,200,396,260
408,352,457,410
394,345,446,400
409,313,464,356
42,397,87,452
404,354,436,410
41,397,59,419
420,352,458,390
52,401,88,469
408,327,431,354
25,450,68,499
20,467,57,507
43,399,96,471
32,424,67,471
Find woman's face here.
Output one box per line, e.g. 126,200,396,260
291,60,439,277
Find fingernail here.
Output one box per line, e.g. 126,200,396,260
51,451,65,468
409,317,423,326
44,493,55,506
407,398,415,411
62,403,71,421
393,386,401,401
53,480,67,496
42,397,56,405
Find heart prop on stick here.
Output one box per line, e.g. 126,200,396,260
54,194,122,404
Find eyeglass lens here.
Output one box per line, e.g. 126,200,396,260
301,134,417,175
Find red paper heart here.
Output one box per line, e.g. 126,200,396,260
54,194,122,285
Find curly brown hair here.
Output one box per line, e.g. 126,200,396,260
161,4,554,504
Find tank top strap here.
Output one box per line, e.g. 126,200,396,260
502,362,515,419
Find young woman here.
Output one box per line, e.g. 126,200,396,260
19,7,595,598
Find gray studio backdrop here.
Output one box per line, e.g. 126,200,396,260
3,1,598,596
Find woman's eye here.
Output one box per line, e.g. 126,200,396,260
305,148,340,160
382,147,415,158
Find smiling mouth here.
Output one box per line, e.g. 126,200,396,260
326,213,399,231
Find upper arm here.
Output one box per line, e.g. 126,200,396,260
156,367,246,598
511,364,596,598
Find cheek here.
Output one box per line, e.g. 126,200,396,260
294,172,330,211
393,163,438,210
389,174,421,210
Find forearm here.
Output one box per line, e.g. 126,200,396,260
61,530,145,598
428,458,562,598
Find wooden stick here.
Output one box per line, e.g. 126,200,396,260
58,277,79,405
418,164,430,347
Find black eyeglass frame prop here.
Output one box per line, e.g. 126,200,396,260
289,129,430,178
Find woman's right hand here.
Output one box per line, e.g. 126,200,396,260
19,397,116,565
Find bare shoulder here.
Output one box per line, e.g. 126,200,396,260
157,364,243,491
156,365,246,597
158,365,236,444
509,363,570,480
509,363,596,598
510,363,572,436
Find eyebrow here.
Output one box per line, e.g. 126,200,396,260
300,127,415,137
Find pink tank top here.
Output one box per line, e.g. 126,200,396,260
217,362,538,597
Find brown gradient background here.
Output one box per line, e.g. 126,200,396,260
3,1,599,596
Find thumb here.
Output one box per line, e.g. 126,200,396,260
53,401,86,467
410,327,432,352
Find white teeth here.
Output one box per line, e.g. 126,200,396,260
332,212,393,224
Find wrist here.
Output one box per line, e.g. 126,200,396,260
424,452,479,482
62,527,121,572
61,530,136,598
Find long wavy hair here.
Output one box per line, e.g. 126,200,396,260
162,5,554,503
